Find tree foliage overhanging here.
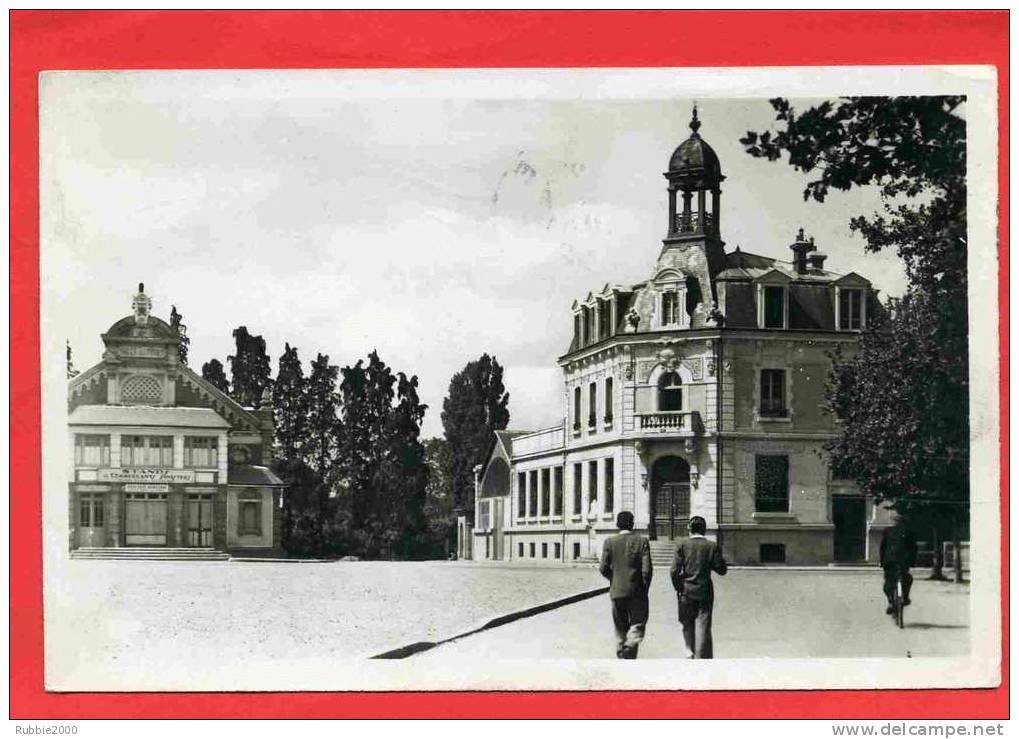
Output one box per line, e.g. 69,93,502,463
742,96,969,539
742,96,966,292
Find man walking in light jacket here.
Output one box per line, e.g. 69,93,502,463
599,510,653,659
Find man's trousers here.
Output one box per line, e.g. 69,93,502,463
611,594,649,659
883,565,914,604
677,595,714,659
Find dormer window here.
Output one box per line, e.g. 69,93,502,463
661,291,680,326
761,285,788,329
583,306,594,344
597,300,610,341
838,288,865,331
658,371,683,412
652,269,689,329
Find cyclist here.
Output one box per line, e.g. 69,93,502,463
880,513,918,615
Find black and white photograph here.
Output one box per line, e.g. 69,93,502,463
39,66,999,692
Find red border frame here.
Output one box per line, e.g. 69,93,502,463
10,10,1008,719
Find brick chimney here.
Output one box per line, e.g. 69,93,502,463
789,228,815,274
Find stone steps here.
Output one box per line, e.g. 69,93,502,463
70,547,230,561
650,540,677,566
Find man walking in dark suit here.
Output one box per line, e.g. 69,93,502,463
599,510,653,659
670,516,727,659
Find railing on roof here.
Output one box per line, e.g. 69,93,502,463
512,425,565,456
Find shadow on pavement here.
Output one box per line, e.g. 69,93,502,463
373,641,438,659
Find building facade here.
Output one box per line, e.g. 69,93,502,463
68,284,285,554
469,111,892,566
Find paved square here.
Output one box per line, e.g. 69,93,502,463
419,569,970,660
46,559,604,688
47,560,969,690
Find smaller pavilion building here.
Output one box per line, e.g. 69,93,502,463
67,284,285,555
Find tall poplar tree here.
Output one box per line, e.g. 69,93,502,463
273,343,309,461
337,358,374,536
441,354,510,514
337,351,429,558
305,353,341,492
228,326,272,408
385,371,429,558
201,358,230,395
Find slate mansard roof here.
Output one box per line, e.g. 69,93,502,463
567,247,873,353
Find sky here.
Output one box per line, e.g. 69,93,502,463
41,70,907,439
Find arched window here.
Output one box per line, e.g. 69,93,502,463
658,370,683,412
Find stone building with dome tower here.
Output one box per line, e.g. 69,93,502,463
466,109,891,566
67,284,285,558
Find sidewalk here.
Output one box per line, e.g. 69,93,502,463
415,569,970,660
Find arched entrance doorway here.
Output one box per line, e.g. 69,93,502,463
650,456,691,540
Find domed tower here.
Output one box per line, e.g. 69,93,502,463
666,106,724,238
658,106,727,315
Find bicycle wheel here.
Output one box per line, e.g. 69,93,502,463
895,579,905,629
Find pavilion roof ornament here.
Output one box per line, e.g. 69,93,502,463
131,282,152,325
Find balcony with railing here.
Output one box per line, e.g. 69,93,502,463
636,411,704,434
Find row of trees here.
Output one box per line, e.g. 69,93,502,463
743,96,969,581
190,322,509,559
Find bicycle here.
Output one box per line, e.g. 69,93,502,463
890,572,905,629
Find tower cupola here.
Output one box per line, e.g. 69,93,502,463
664,106,725,240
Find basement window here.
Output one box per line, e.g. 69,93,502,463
760,543,786,564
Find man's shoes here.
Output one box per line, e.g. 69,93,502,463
616,647,625,659
885,605,895,615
